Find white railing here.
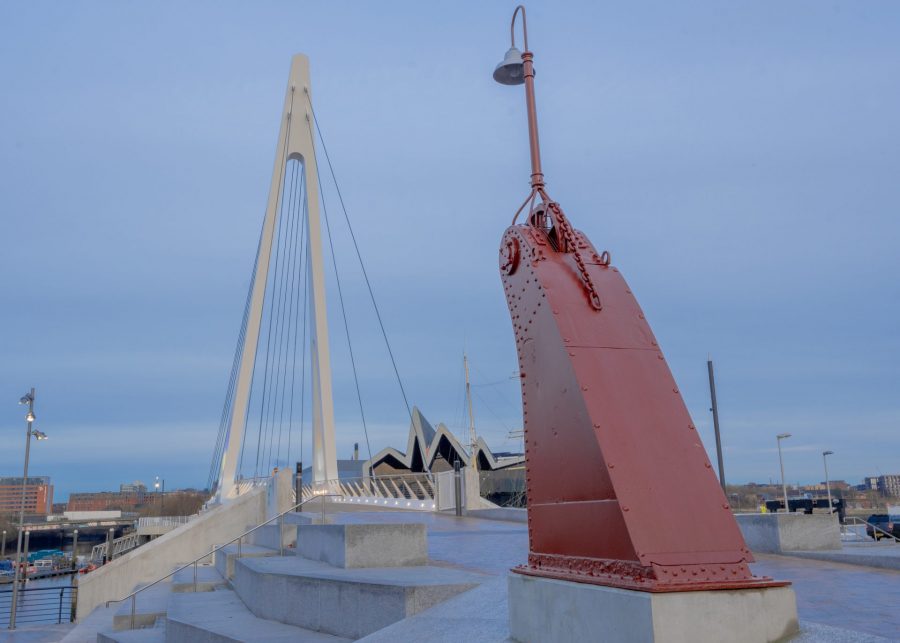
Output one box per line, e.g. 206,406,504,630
136,516,192,529
302,473,437,510
91,532,141,563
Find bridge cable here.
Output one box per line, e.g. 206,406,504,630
209,219,263,492
285,169,308,469
305,115,375,470
269,160,302,470
253,98,295,478
259,159,294,475
305,93,413,427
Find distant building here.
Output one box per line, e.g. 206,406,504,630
0,476,54,514
67,488,147,512
120,481,147,494
877,475,900,497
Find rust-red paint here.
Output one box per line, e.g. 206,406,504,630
501,203,787,592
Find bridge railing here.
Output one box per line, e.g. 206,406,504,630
91,532,141,564
301,473,437,510
136,516,192,529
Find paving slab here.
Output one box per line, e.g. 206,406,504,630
165,588,349,643
97,625,165,643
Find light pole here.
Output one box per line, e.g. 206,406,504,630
776,433,791,513
9,388,49,630
822,450,834,514
155,477,165,516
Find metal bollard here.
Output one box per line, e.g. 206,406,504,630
454,461,463,517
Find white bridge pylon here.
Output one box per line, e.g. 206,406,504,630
218,54,338,499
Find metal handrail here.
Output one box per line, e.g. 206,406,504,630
843,516,899,543
104,493,340,629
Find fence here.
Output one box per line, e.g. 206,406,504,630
1,585,77,627
136,516,191,530
302,473,437,510
479,466,526,508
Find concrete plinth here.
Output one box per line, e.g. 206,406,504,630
296,523,427,568
736,513,841,553
508,573,798,643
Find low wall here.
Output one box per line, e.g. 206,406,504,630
76,487,266,620
735,513,841,554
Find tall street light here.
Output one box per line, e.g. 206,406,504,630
155,477,165,516
822,450,834,514
776,433,791,513
9,388,49,630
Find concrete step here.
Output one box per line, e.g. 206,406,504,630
171,564,226,592
97,623,165,643
233,555,484,639
112,581,172,630
247,522,296,550
296,523,427,568
165,588,350,643
214,543,279,580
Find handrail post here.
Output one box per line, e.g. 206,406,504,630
58,587,64,624
320,494,325,524
279,513,285,556
130,594,136,630
237,535,242,559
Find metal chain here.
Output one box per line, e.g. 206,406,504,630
546,201,602,310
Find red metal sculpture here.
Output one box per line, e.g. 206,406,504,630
495,6,787,592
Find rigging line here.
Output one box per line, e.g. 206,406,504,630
259,158,294,475
253,94,296,477
231,226,266,483
305,115,374,469
305,92,412,423
286,169,309,469
209,238,259,488
270,160,301,470
299,238,310,479
276,163,305,467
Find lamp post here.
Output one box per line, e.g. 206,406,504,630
776,433,791,513
155,477,165,516
822,450,834,514
9,388,49,630
493,5,544,193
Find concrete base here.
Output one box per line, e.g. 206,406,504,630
233,556,482,639
214,543,279,580
736,513,841,553
508,573,799,643
296,523,427,568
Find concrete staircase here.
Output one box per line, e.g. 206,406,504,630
83,513,485,642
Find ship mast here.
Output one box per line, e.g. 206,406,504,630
464,353,478,458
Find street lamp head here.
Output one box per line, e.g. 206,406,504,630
26,411,35,423
19,394,33,405
32,430,48,441
493,46,525,85
776,433,791,440
823,450,834,456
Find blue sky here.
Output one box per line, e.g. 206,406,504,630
1,2,898,500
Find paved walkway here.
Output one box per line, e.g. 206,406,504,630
329,511,900,641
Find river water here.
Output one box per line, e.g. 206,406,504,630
1,574,78,627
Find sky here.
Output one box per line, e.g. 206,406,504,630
1,2,898,501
